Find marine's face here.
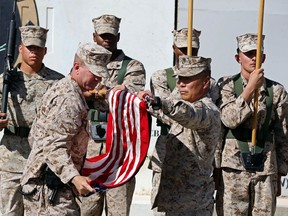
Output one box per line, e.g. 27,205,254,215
93,32,119,52
77,64,102,91
19,43,46,66
237,50,257,73
177,73,210,103
236,50,265,77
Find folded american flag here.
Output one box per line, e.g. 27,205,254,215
82,90,150,188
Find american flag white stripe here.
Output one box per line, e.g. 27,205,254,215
82,90,150,188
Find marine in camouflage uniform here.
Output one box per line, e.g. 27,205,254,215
0,25,64,216
149,28,219,215
215,33,288,215
20,42,112,215
80,14,146,216
141,56,220,215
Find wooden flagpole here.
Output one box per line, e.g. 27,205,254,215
187,0,193,56
251,0,265,147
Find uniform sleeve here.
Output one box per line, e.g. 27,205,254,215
214,125,227,168
273,85,288,175
217,76,252,129
160,98,219,130
150,70,172,98
122,59,146,93
209,77,220,103
40,96,85,183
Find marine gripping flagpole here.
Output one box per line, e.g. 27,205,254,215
187,0,193,56
251,0,265,147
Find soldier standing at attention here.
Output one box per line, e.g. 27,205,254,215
20,42,112,215
215,33,288,215
81,14,146,216
0,25,64,216
139,55,220,215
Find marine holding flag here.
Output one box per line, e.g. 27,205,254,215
139,56,221,215
215,33,288,215
20,42,112,215
149,27,220,216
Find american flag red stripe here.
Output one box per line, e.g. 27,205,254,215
82,90,150,188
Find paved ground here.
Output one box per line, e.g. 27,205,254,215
130,195,288,216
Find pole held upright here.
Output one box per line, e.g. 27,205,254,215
251,0,265,146
187,0,193,56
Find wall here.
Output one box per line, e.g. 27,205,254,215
177,0,288,89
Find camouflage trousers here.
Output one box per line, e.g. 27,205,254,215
152,171,213,216
151,171,166,216
0,171,24,216
22,178,80,216
149,135,167,216
215,168,277,216
80,177,135,216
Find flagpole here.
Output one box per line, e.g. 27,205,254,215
251,0,265,147
187,0,193,56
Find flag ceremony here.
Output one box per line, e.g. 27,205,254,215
0,0,287,215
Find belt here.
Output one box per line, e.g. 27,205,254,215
4,126,30,138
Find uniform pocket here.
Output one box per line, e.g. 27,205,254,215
21,181,42,201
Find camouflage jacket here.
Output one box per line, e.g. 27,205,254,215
105,49,146,92
21,75,89,185
149,95,221,210
216,74,288,175
0,64,64,172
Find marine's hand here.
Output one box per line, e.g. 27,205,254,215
0,113,8,128
137,90,153,101
83,90,93,99
138,91,161,110
242,68,264,103
71,175,95,196
247,68,264,90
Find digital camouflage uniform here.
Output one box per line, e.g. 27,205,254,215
215,33,288,216
149,56,221,216
0,25,64,216
149,28,219,215
20,75,89,215
81,15,146,216
20,43,111,216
